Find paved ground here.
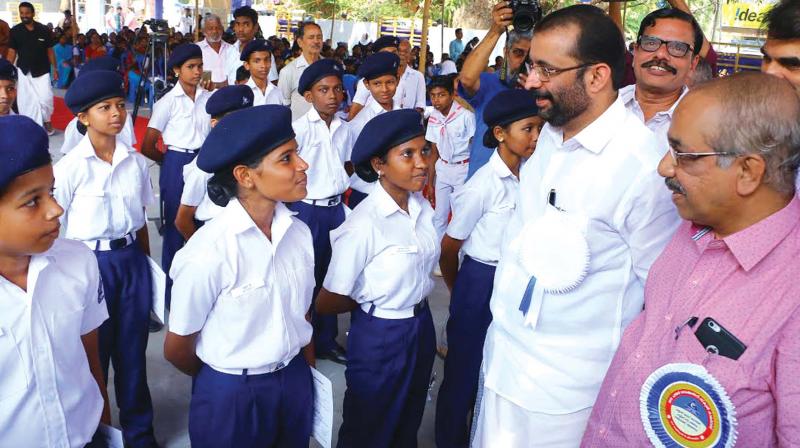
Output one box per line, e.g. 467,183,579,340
48,124,452,448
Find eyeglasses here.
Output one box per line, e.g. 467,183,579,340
528,62,592,82
638,35,694,58
667,146,737,166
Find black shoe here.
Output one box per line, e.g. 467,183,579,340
317,345,347,364
148,317,164,333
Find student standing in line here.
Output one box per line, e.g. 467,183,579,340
317,109,438,448
0,115,111,448
141,43,210,311
290,58,354,364
241,39,282,106
164,105,315,448
435,89,542,448
55,71,158,448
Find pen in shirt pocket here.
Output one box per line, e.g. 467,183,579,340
674,316,698,340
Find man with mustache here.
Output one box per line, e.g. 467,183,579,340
762,0,800,91
620,8,702,156
197,14,234,90
582,71,800,448
278,21,323,120
472,6,679,446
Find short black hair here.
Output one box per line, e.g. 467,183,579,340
535,4,625,89
233,6,258,26
637,8,704,56
455,28,463,34
296,21,321,39
19,2,34,12
428,75,454,94
236,65,250,82
765,0,800,40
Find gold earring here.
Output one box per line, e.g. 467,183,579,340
498,138,504,143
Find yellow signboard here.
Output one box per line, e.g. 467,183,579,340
6,2,44,25
720,0,775,30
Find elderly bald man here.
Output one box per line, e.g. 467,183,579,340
582,72,800,447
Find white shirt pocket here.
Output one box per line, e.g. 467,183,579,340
0,328,29,402
71,188,107,220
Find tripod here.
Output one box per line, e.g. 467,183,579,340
132,20,170,122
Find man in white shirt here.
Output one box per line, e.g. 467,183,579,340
277,21,323,120
179,8,193,35
473,6,680,447
617,8,702,155
197,14,234,89
223,6,277,88
396,39,427,113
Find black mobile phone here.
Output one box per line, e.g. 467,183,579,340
694,317,747,361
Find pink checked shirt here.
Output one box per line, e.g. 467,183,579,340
582,197,800,447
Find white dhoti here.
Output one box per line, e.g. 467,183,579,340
25,72,54,122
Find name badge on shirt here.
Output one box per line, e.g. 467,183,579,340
230,280,266,298
389,245,418,255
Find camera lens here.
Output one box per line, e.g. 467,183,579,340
513,14,535,32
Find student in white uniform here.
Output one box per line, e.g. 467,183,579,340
241,39,282,106
316,109,438,447
347,52,402,208
141,43,210,310
0,115,110,448
435,89,542,448
289,58,354,364
175,84,254,240
54,71,158,448
347,35,402,120
425,75,477,243
164,105,315,448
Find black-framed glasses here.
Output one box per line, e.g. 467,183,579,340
667,146,737,166
528,62,592,82
638,35,694,58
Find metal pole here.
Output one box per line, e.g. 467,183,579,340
440,0,444,61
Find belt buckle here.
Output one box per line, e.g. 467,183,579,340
328,197,338,206
109,237,127,250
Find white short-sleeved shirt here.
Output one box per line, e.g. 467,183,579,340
198,38,235,84
324,183,439,312
147,84,211,150
53,136,156,241
396,66,427,110
246,77,282,106
482,97,680,414
61,115,137,155
425,102,475,163
446,151,518,266
180,158,222,222
277,54,313,121
0,239,108,448
169,200,314,372
619,84,687,157
348,97,401,194
353,76,405,109
293,107,354,199
224,41,278,87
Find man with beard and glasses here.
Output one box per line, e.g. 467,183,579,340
619,8,702,156
472,6,679,446
582,71,800,448
762,0,800,92
458,0,531,178
198,15,234,90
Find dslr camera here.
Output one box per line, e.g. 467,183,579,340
509,0,542,33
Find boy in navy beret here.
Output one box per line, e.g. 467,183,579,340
0,115,111,447
241,39,281,105
347,35,400,120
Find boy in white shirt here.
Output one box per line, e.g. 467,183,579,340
241,39,282,106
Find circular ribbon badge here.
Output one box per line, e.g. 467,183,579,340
640,363,737,448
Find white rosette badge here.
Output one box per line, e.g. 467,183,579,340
516,205,590,329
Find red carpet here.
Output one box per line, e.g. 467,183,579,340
52,96,151,152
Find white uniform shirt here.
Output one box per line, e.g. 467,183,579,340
197,38,235,84
396,66,427,110
61,115,137,154
0,239,108,448
425,102,475,163
353,76,405,109
347,97,400,194
277,54,314,121
619,84,687,157
324,183,439,311
53,136,155,241
246,76,282,106
148,84,211,149
180,159,223,222
224,41,278,87
446,151,518,266
482,97,680,414
293,107,354,199
169,200,314,372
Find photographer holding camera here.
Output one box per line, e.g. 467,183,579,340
457,1,534,178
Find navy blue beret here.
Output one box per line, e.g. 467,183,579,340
482,89,539,147
352,109,425,182
0,58,17,81
198,105,295,173
78,55,120,76
64,70,125,114
298,59,344,95
240,39,272,62
373,35,400,52
205,85,254,117
168,43,203,70
0,115,51,191
357,52,400,81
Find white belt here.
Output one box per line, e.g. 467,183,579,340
360,298,428,320
301,195,342,207
167,145,199,154
82,232,136,251
210,360,288,376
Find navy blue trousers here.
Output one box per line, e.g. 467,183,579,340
338,304,436,448
188,354,313,448
347,189,368,209
160,149,196,308
286,201,346,353
94,244,156,448
434,256,496,448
